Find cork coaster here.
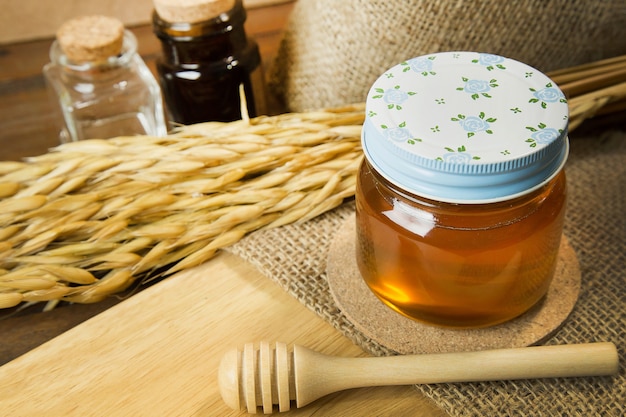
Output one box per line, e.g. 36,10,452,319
327,214,581,355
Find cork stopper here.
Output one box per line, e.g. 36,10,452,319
153,0,236,23
57,15,125,63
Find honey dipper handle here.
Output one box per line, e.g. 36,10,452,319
294,342,619,407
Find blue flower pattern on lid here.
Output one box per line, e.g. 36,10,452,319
473,53,507,70
530,83,567,109
451,112,496,140
402,56,437,76
526,123,561,147
365,51,568,164
458,77,499,100
372,85,417,110
384,124,411,142
384,89,408,106
362,51,569,203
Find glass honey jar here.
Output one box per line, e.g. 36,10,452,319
356,51,569,328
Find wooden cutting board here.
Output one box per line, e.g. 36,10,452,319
0,251,445,416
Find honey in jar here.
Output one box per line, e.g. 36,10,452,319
356,52,569,328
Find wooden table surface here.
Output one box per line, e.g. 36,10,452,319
0,3,447,415
0,251,445,416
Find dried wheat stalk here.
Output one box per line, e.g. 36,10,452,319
0,105,365,309
1,55,624,310
550,54,626,130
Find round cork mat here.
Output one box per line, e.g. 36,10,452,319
327,214,581,355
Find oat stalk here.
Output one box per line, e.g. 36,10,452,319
0,105,365,309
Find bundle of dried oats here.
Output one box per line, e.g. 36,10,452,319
0,105,365,309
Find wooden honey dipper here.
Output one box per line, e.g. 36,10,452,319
218,341,619,414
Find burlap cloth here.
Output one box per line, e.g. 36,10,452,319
226,125,626,416
269,0,626,112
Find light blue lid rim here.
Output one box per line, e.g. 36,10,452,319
362,117,569,204
362,51,570,204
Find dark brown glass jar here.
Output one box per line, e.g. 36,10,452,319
152,0,267,124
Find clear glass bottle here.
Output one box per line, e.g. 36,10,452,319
43,15,167,143
152,0,267,124
357,52,570,328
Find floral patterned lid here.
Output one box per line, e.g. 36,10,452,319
362,51,569,203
